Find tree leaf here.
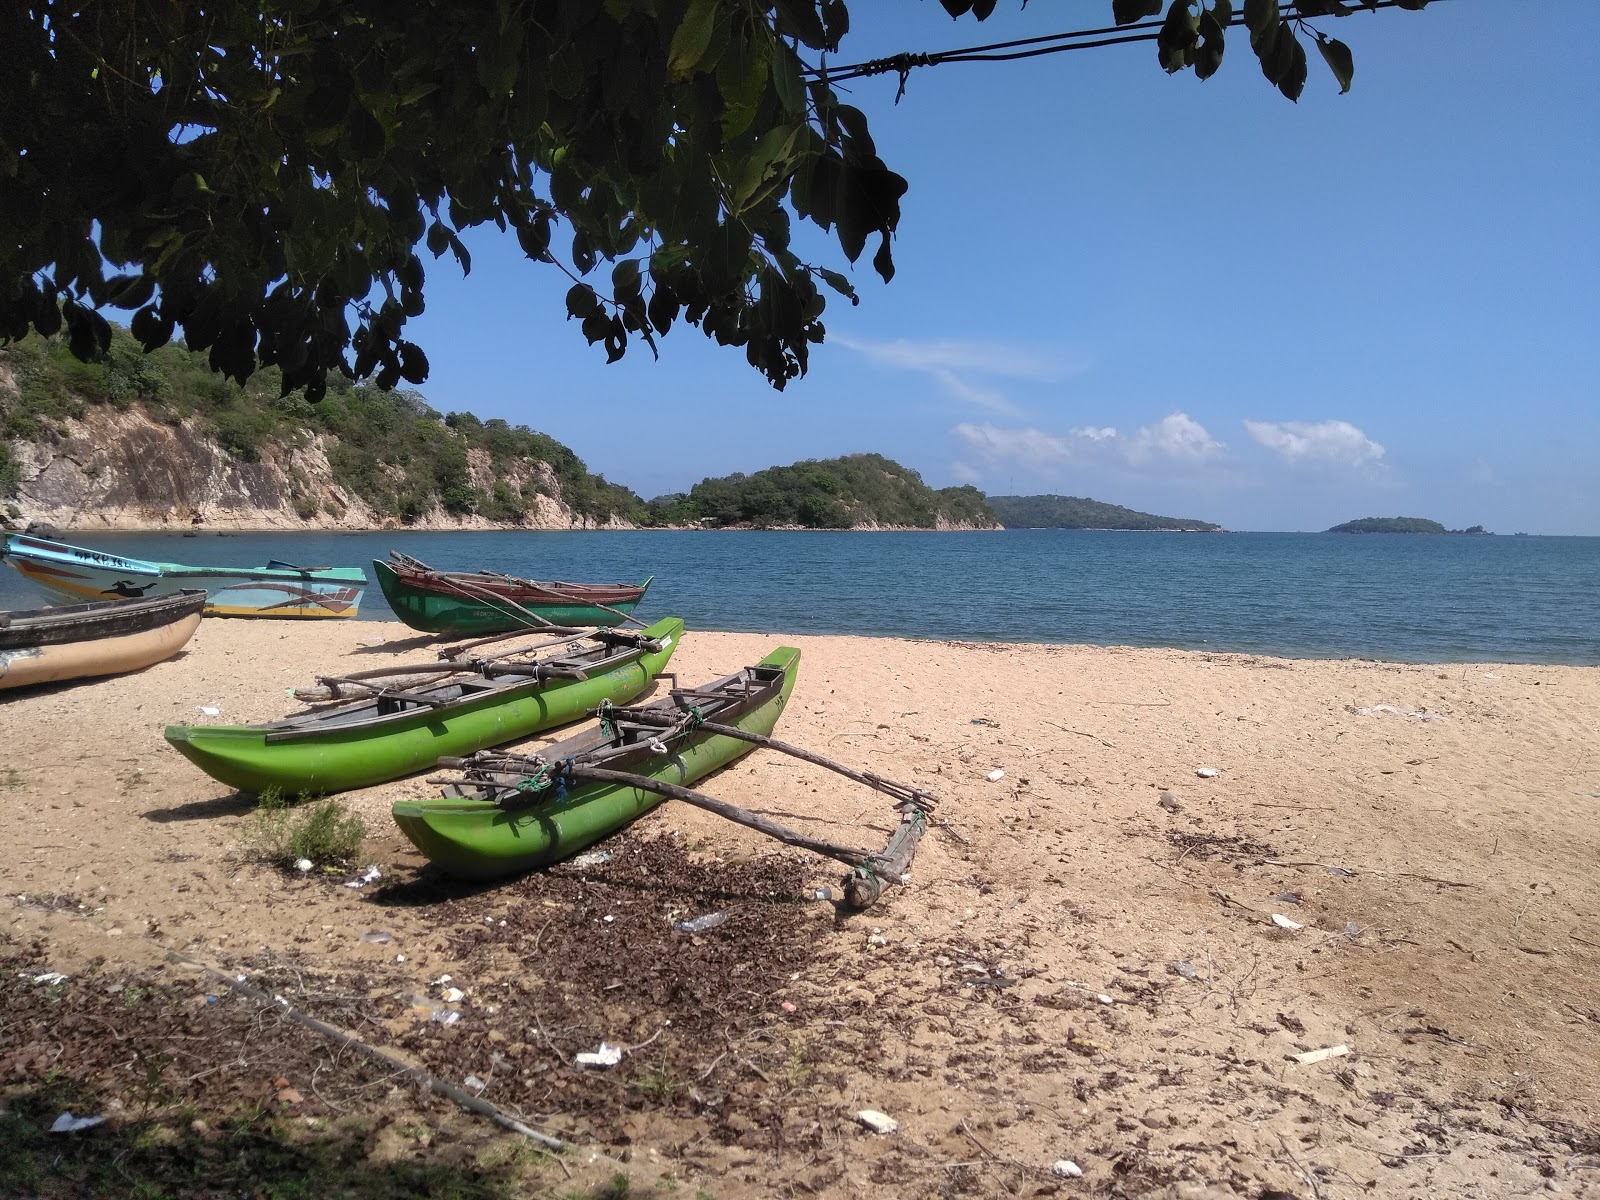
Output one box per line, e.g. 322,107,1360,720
1316,34,1354,92
772,40,806,114
1113,0,1163,25
565,284,599,319
1276,29,1307,100
668,0,721,77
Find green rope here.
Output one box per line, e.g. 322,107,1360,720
596,698,616,739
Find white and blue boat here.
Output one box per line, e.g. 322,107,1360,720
0,534,368,619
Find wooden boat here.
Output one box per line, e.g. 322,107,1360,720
392,646,800,879
164,616,685,796
373,552,650,634
0,533,367,619
0,590,206,690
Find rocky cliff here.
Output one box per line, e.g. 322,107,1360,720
0,353,635,533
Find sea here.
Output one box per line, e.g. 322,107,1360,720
3,529,1597,665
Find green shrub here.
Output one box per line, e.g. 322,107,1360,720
243,798,367,867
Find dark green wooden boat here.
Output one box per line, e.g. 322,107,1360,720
164,617,683,796
373,553,651,635
392,646,800,880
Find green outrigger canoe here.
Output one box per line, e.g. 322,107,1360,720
373,554,652,635
163,617,684,796
393,646,800,880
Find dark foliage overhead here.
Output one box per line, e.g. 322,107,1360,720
1,1,1428,397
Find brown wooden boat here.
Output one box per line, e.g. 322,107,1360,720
0,590,207,690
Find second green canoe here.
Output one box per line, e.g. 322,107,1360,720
393,645,799,880
164,617,684,796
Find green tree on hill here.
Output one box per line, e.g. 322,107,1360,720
652,452,999,529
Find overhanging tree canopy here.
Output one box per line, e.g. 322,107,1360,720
0,0,1430,397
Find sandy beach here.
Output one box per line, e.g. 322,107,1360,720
3,618,1598,1198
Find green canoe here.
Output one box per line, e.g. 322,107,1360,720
392,645,800,880
164,617,684,796
373,555,652,635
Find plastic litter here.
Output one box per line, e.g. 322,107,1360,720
1170,960,1198,979
32,971,68,986
1158,790,1182,812
359,930,392,944
780,1001,798,1013
343,865,382,889
1096,993,1115,1006
1275,892,1302,904
575,1042,623,1068
811,887,834,901
196,705,221,717
462,1075,487,1093
50,1112,106,1133
431,1009,461,1026
1344,920,1363,940
441,987,465,1003
674,911,729,934
294,858,313,873
985,768,1005,783
1196,767,1221,778
1052,1160,1084,1179
1271,913,1304,931
433,974,453,985
1293,1044,1350,1065
854,1109,899,1135
970,717,999,727
569,850,613,867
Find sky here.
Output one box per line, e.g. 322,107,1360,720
402,1,1599,535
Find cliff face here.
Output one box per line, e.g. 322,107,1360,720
3,400,630,532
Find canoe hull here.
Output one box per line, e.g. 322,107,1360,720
390,647,800,880
0,592,206,690
164,617,685,795
373,558,645,634
2,535,367,618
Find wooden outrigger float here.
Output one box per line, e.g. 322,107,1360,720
406,646,934,909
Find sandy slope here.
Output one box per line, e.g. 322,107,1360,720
3,618,1598,1197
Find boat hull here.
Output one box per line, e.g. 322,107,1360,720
373,558,646,634
164,617,685,795
391,646,800,880
0,592,206,690
1,534,367,618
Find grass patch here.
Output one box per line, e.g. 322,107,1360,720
243,798,367,868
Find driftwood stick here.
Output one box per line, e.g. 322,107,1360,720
312,676,450,707
605,708,938,811
565,764,881,871
437,627,588,660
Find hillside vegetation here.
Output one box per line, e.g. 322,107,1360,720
989,494,1221,532
647,454,999,529
0,330,643,524
1327,517,1489,535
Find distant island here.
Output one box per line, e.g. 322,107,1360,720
647,453,998,530
988,494,1222,532
1328,517,1491,535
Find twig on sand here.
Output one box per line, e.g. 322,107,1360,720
1277,1133,1323,1199
1042,720,1116,749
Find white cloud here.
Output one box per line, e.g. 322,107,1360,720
949,459,982,484
952,422,1078,470
1126,412,1225,464
1244,419,1385,468
834,335,1076,414
953,411,1225,471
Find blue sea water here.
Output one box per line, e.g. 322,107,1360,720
2,529,1596,665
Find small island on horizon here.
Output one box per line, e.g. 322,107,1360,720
988,494,1222,532
1328,516,1492,535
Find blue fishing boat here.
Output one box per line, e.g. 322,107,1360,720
0,534,368,619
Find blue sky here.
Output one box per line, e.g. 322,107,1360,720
404,2,1598,535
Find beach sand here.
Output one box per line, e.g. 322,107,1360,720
3,619,1598,1197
